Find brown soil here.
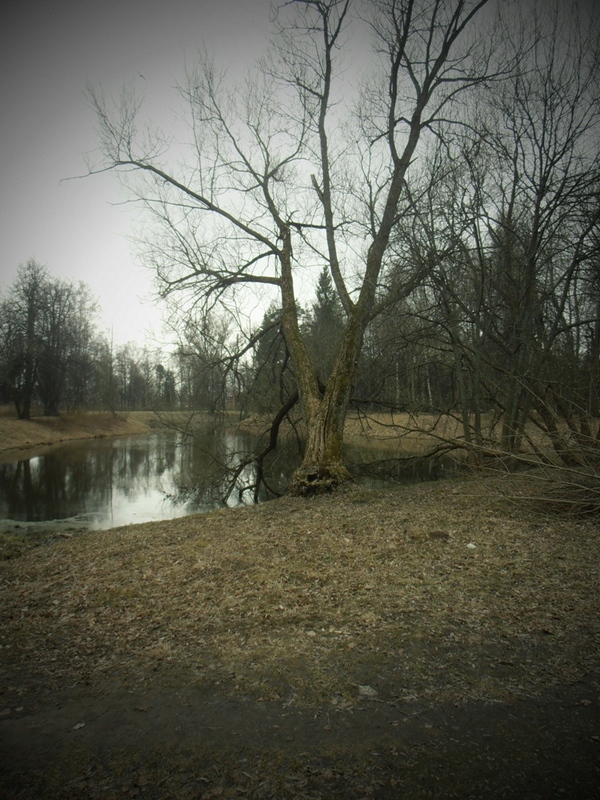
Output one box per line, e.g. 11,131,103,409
1,473,599,798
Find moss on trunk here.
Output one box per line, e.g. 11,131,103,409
289,461,353,496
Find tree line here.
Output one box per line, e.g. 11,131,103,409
0,259,346,422
0,260,177,418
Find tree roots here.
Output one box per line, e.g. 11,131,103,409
289,463,353,497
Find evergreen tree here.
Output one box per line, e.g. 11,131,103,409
250,307,295,414
307,268,344,386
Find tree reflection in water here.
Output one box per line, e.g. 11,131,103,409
0,430,293,530
0,429,458,530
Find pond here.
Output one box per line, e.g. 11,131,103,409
0,427,458,532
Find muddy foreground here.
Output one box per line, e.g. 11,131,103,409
1,672,599,799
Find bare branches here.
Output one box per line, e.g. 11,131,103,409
87,0,511,493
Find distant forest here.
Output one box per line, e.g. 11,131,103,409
2,244,599,466
0,260,177,419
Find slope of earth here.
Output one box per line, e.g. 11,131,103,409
1,474,599,798
0,410,152,456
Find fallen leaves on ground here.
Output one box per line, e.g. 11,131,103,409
1,473,599,707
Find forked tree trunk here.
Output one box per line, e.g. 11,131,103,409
288,306,365,496
289,396,352,495
277,76,425,494
280,170,410,493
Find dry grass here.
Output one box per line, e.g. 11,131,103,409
0,409,151,456
0,408,227,457
1,473,599,709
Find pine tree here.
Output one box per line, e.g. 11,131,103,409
308,268,344,385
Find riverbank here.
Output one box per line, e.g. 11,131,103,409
0,408,157,456
0,405,471,458
1,474,599,798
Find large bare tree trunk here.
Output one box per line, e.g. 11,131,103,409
290,311,365,494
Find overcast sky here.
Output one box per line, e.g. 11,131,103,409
2,1,589,349
0,0,271,346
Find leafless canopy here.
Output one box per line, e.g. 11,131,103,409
88,0,505,493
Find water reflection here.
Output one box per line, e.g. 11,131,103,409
0,429,457,531
1,434,209,530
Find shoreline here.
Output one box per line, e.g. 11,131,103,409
0,407,472,458
0,410,156,457
0,409,241,458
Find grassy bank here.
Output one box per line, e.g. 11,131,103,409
0,405,469,458
1,474,599,797
2,474,598,706
0,408,158,456
0,408,241,457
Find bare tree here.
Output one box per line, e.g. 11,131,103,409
176,310,234,413
1,260,48,419
0,263,103,416
88,0,495,494
37,277,77,416
465,0,598,460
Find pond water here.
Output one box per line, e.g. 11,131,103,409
0,428,457,531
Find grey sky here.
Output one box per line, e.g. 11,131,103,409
0,0,270,345
3,0,589,348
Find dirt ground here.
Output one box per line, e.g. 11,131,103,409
1,671,599,799
1,469,600,798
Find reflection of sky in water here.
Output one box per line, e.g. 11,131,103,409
0,433,251,530
0,430,451,531
90,482,192,529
